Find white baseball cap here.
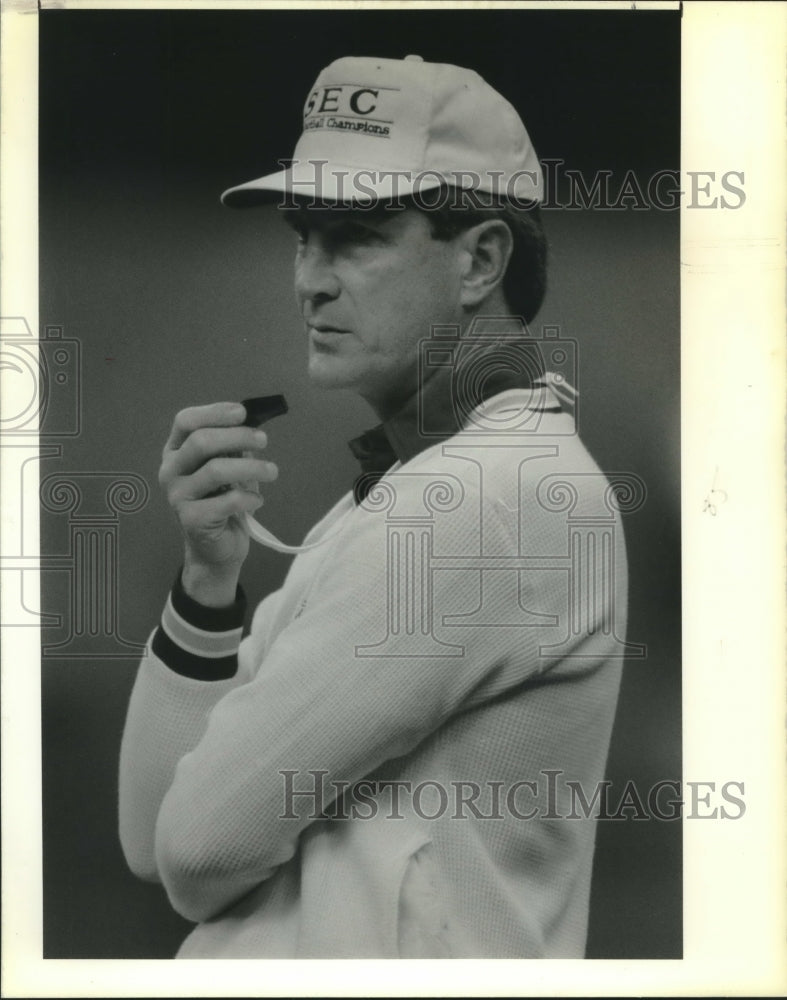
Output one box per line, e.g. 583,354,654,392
221,54,543,206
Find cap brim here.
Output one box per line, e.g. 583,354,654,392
221,168,300,207
221,161,448,208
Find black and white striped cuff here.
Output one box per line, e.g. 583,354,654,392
151,570,247,680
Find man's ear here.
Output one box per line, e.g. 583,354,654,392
458,219,513,309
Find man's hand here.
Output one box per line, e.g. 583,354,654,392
159,402,279,606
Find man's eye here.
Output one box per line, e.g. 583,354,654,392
335,223,381,245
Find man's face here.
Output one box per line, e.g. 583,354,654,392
287,203,465,417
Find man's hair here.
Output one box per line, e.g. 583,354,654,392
411,187,548,326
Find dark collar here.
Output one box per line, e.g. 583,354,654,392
348,330,547,500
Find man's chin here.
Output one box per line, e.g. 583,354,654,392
306,356,359,391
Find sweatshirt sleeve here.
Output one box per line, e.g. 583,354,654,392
118,572,280,883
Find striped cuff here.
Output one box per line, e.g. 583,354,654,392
151,570,247,680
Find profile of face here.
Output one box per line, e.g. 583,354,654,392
287,204,467,418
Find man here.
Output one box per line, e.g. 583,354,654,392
119,55,627,958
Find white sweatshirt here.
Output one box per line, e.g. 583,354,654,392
118,387,627,957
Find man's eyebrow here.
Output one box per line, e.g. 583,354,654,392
280,202,405,229
280,208,345,231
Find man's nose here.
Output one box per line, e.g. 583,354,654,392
294,238,341,302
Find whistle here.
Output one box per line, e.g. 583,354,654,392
205,395,288,498
241,394,289,428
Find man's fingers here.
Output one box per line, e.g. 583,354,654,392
162,426,269,482
168,456,278,503
164,402,248,452
178,489,265,532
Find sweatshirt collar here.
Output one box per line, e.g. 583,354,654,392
348,329,551,485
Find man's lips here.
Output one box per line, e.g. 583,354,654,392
307,323,348,334
307,324,350,350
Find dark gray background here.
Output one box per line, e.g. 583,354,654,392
39,7,681,958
